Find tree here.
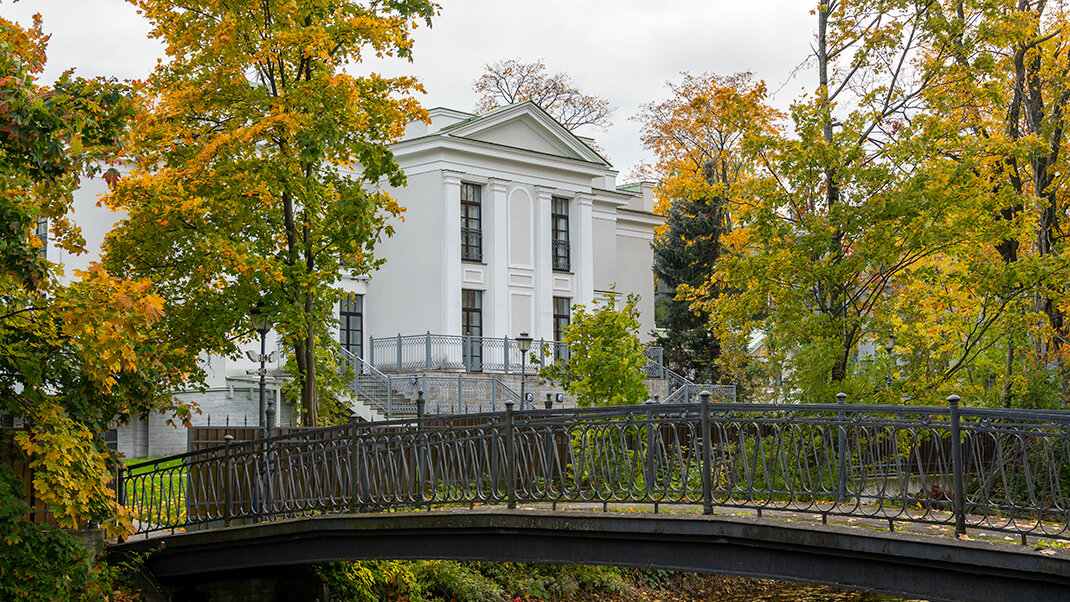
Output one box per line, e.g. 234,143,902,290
907,0,1070,406
0,12,190,598
474,58,614,131
698,0,965,402
104,0,437,426
539,291,648,407
636,72,777,383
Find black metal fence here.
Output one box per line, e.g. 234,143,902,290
119,395,1070,543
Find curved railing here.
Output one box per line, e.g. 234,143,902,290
119,395,1070,544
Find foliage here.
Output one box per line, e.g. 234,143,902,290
539,290,648,407
637,73,777,383
319,560,627,602
0,467,111,601
661,1,1070,408
318,560,425,602
0,11,190,538
474,58,614,132
103,0,437,425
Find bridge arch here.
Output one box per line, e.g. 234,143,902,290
113,510,1070,602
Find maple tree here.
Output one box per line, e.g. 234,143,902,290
103,0,437,426
637,72,777,383
0,11,191,598
474,58,614,131
903,0,1070,407
693,0,967,402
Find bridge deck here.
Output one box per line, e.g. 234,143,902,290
111,507,1070,602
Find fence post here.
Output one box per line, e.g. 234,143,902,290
492,379,498,413
539,338,546,371
504,336,510,374
700,390,713,515
369,336,375,369
645,399,657,496
426,331,432,371
457,374,463,414
387,375,393,418
505,400,516,509
836,392,848,504
417,391,426,505
396,333,402,373
223,434,234,527
463,335,470,371
948,394,967,537
543,394,553,492
115,463,126,540
349,415,362,513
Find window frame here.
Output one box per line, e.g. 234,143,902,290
461,183,483,263
551,196,570,272
339,293,364,361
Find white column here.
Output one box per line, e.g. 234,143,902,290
534,186,554,340
442,171,463,335
576,193,595,306
488,178,510,338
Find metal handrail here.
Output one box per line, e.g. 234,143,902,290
120,395,1070,544
663,383,737,404
369,332,663,377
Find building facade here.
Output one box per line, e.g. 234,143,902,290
339,102,662,362
54,101,663,456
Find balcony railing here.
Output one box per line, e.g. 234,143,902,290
369,333,661,376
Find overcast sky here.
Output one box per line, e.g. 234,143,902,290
4,0,814,178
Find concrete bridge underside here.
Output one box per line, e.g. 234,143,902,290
113,509,1070,602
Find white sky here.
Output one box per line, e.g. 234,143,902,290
3,0,814,178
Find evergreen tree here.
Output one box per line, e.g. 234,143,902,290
651,182,728,382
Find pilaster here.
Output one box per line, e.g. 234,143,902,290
442,170,464,335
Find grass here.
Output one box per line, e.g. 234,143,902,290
122,457,187,528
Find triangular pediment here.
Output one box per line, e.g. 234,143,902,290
439,102,608,166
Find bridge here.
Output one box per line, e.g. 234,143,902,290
111,394,1070,600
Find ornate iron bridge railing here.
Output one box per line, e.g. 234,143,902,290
119,394,1070,545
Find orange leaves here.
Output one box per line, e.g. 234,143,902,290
52,264,166,392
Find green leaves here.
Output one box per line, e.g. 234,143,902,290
105,0,437,425
540,290,648,407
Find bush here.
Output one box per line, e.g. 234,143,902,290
0,467,112,601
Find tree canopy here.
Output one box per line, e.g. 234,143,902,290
0,12,192,597
474,58,614,132
638,72,777,384
667,0,1070,407
103,0,437,425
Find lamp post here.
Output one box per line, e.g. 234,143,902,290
247,303,277,436
884,334,896,389
517,332,533,410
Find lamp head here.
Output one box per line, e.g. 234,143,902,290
250,301,271,334
516,331,533,353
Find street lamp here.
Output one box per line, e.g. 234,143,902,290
246,302,277,436
516,332,533,409
884,334,896,388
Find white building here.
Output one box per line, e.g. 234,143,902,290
53,101,665,456
341,101,662,362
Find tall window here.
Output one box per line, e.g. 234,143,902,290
461,183,482,262
553,297,570,361
462,289,483,371
551,196,570,271
339,294,363,362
